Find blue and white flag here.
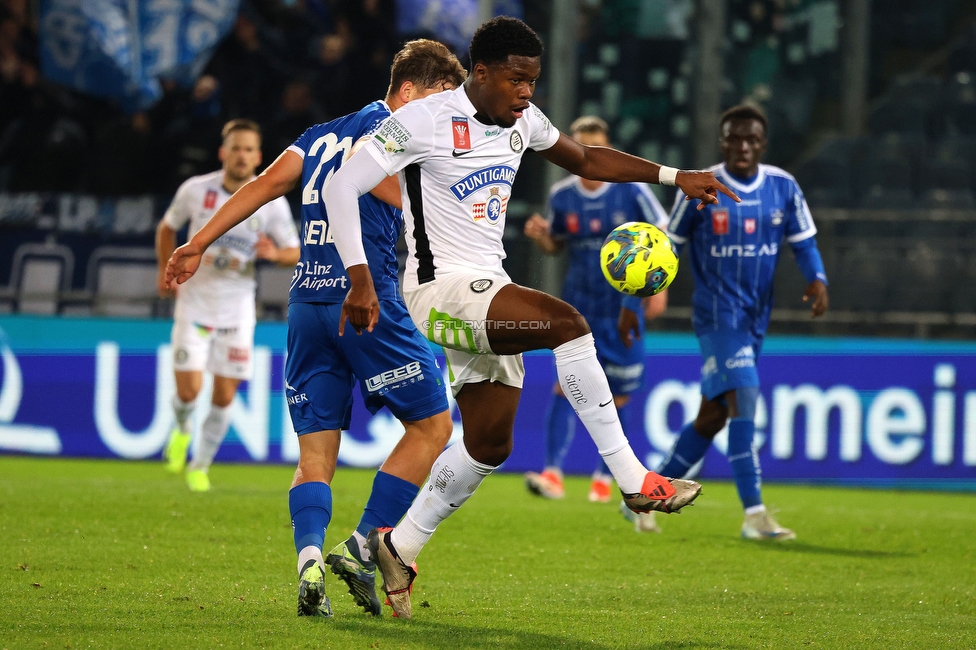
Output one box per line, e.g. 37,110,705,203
396,0,523,53
39,0,239,111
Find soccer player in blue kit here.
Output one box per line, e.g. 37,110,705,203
522,116,669,520
653,105,830,540
166,40,467,617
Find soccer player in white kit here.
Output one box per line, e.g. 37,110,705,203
324,17,741,618
156,119,300,492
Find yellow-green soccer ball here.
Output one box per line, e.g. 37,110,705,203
600,222,678,297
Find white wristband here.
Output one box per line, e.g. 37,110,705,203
658,166,679,186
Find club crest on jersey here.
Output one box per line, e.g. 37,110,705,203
470,279,493,293
744,218,756,234
472,187,506,225
203,189,217,209
589,218,602,233
771,208,784,225
712,208,729,235
452,117,470,150
450,165,517,201
510,130,523,153
566,212,580,234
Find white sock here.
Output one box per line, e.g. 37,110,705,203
172,395,195,433
351,530,370,561
553,334,647,494
297,545,324,575
188,404,231,471
390,440,494,565
744,504,766,516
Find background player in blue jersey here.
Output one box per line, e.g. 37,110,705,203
522,117,669,520
166,40,467,618
654,104,829,540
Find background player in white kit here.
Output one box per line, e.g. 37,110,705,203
325,17,739,617
156,119,300,492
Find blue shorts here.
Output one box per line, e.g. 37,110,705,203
285,300,449,434
590,317,645,396
697,329,762,401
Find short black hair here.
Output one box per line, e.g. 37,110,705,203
469,16,543,67
719,104,768,135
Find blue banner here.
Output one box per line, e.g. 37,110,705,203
39,0,239,110
1,315,975,489
396,0,523,53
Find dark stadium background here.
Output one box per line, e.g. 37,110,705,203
2,0,975,340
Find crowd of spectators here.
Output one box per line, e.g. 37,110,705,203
0,0,404,196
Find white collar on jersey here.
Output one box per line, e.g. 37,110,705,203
715,163,766,195
572,177,611,199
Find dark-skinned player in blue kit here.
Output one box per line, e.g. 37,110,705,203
651,104,829,540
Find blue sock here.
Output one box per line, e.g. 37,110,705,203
728,417,762,509
355,471,421,537
545,396,577,469
659,422,712,477
289,482,332,554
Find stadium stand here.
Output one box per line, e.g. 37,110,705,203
2,0,976,340
2,242,74,315
86,247,160,318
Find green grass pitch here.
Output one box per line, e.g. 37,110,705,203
1,456,974,649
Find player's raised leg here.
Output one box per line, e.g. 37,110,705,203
291,429,338,618
485,283,701,514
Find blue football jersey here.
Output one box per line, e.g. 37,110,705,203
667,163,818,337
287,101,402,304
548,178,668,321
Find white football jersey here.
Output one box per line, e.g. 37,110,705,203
363,86,560,290
163,170,298,326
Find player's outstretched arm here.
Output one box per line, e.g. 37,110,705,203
538,133,740,208
165,150,303,289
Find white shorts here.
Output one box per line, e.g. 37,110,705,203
171,318,255,380
403,272,524,396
